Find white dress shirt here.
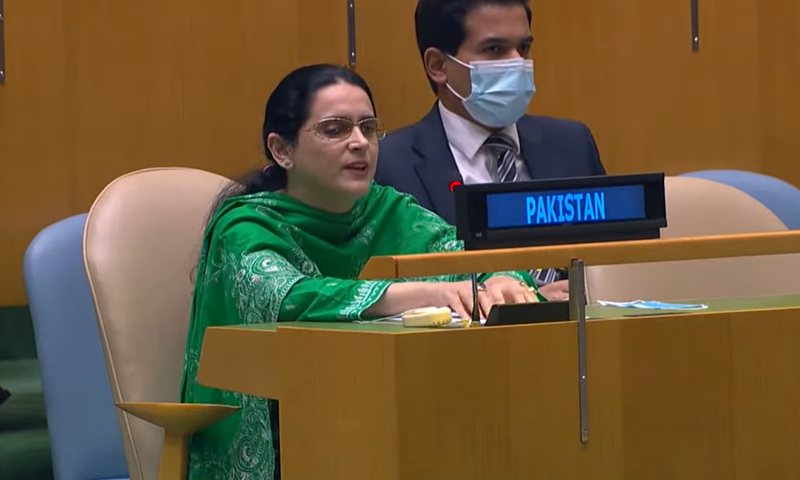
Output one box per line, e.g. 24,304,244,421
437,102,532,185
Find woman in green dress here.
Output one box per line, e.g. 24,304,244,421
181,64,541,480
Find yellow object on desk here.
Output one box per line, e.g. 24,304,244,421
401,307,454,327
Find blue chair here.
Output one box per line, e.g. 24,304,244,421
23,214,129,480
681,170,800,230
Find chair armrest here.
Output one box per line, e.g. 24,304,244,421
115,401,238,435
115,402,238,480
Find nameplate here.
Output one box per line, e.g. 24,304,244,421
486,184,646,229
454,173,667,250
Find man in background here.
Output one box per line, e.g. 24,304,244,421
375,0,606,301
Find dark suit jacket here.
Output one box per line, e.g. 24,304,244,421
374,105,607,225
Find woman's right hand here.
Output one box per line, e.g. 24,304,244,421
425,281,474,319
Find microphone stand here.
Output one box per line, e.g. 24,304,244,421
470,272,480,325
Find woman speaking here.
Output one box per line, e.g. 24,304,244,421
181,64,540,480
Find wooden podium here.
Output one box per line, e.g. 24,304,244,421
197,231,800,480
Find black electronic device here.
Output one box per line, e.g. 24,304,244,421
483,301,571,327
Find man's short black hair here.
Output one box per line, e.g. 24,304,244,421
415,0,533,92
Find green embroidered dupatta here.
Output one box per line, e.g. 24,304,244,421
180,183,532,480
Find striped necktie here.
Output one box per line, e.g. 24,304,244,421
483,133,518,183
483,134,565,289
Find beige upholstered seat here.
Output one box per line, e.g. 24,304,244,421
585,176,800,303
84,167,234,480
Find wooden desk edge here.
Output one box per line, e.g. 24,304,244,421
195,304,800,407
359,231,800,279
197,326,282,400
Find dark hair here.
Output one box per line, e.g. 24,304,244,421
193,65,376,284
210,64,376,212
415,0,532,92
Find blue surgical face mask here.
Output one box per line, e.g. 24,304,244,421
597,300,709,311
446,56,536,128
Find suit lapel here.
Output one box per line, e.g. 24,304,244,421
411,106,463,224
517,115,543,179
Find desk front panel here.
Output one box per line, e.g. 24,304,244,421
198,295,800,479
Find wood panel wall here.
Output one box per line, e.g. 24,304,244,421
2,0,800,306
528,0,764,177
0,0,348,306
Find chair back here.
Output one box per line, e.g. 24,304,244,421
23,213,129,480
83,168,230,480
682,169,800,229
586,176,800,302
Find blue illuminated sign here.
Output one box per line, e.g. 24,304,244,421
486,185,646,229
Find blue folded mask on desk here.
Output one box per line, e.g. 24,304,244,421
598,300,708,310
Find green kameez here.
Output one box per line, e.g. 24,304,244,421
180,183,534,480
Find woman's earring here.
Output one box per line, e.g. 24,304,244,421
282,160,294,169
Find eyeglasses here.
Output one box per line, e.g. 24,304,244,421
305,117,386,142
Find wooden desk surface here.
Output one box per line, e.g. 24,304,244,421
225,293,800,333
197,294,800,480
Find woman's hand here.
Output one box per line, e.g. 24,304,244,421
483,275,540,304
537,279,569,301
428,276,537,319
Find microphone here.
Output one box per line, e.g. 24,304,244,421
442,171,480,323
445,170,465,229
447,170,464,193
